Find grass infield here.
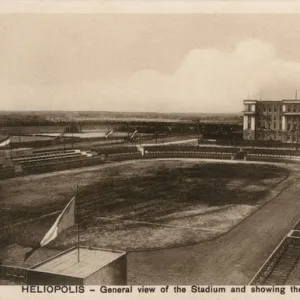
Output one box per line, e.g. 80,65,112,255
0,159,290,263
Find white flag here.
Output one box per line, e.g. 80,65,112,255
0,137,11,147
25,197,76,261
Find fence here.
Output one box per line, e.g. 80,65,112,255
0,167,15,180
249,237,292,285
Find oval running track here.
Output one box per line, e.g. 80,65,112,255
127,173,300,285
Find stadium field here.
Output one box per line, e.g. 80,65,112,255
0,159,292,260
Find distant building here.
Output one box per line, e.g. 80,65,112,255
243,100,300,143
65,123,82,133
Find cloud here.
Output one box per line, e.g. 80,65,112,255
3,38,300,112
93,38,300,112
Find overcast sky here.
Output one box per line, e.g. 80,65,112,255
1,14,300,113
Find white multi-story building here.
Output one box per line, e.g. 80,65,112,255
243,99,300,143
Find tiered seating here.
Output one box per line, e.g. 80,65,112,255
13,149,76,160
93,146,140,157
13,150,81,164
144,145,237,157
262,244,300,285
19,154,83,167
11,149,93,170
247,148,300,157
246,148,300,162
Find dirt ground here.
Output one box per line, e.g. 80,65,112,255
0,159,292,269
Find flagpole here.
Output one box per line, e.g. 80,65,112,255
76,184,80,263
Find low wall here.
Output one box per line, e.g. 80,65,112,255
27,270,82,285
0,265,27,284
84,255,127,285
145,152,233,160
0,167,15,180
216,139,300,148
246,156,300,164
107,154,142,161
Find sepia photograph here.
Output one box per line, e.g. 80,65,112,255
2,1,300,289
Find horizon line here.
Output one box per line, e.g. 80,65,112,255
0,109,242,115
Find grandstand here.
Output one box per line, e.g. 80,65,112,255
91,146,141,160
0,148,97,178
3,141,300,180
245,148,300,163
144,145,237,160
13,150,88,164
250,225,300,285
12,149,93,166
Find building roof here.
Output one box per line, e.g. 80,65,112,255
243,100,282,104
243,100,257,103
243,99,300,104
30,247,125,278
256,100,281,104
282,99,300,103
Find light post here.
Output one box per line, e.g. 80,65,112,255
260,126,267,148
196,118,201,146
292,127,298,150
296,119,299,150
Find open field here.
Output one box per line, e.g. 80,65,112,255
0,159,292,269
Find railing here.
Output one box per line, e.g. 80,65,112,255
250,237,291,285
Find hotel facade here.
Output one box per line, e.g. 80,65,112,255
243,100,300,143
